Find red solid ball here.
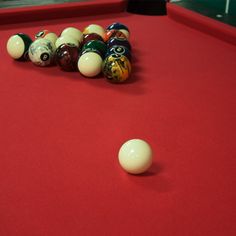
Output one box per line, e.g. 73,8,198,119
80,33,104,49
55,43,79,71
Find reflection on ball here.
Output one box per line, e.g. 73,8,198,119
118,139,153,174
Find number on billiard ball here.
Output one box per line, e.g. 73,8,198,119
28,38,55,67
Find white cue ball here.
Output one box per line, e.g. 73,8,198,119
61,27,83,42
118,139,153,174
78,52,103,77
55,35,79,48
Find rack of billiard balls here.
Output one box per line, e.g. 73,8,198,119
6,23,132,83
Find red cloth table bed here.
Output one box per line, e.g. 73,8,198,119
0,1,236,235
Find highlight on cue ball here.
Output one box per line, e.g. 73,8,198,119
118,139,153,174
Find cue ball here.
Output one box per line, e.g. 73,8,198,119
78,51,103,77
118,139,153,174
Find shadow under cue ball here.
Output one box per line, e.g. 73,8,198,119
118,139,153,174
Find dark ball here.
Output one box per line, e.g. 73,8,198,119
55,43,79,71
107,38,131,51
81,33,104,48
106,23,130,39
82,40,107,59
80,47,103,59
106,22,129,33
106,45,131,61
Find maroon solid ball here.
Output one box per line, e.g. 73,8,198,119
80,33,104,48
55,43,79,71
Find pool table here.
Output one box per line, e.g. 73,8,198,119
0,1,236,235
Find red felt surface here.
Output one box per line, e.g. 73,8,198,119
0,2,236,236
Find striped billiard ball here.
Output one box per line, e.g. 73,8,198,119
7,33,33,61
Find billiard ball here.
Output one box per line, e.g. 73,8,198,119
107,37,131,51
83,24,105,38
82,40,107,59
103,29,127,43
28,38,55,66
61,27,83,42
118,139,153,174
81,33,104,48
55,43,79,71
6,33,32,61
80,47,103,59
106,45,131,61
102,54,131,83
35,30,58,45
78,52,103,77
55,35,79,48
106,22,130,39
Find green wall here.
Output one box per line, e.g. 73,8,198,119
174,0,236,15
229,1,236,15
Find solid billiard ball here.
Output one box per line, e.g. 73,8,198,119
102,54,131,83
83,24,105,38
107,37,131,51
81,33,104,48
55,35,79,48
35,30,58,45
61,27,83,42
103,29,127,43
78,51,103,77
6,33,32,61
106,45,131,61
28,38,55,66
106,22,130,39
82,40,107,59
55,43,79,71
80,47,103,59
118,139,153,174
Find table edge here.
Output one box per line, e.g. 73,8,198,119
0,0,127,25
167,3,236,46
